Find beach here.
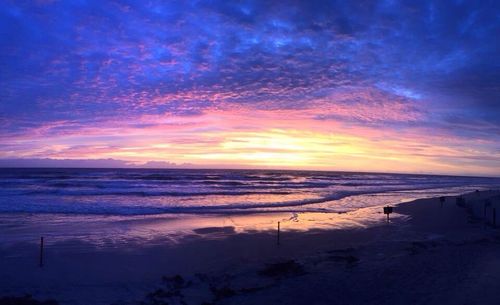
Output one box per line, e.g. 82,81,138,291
1,189,500,304
3,0,499,303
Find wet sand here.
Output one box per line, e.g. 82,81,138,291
1,190,500,304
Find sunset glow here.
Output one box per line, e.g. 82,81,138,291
1,1,499,176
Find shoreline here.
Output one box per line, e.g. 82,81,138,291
0,185,490,244
1,189,500,304
0,184,492,216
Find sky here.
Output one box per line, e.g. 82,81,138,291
0,0,499,176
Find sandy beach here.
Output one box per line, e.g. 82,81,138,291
1,190,500,304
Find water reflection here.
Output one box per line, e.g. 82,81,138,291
0,186,486,250
0,206,405,250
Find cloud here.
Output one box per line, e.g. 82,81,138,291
0,158,134,168
0,0,499,174
0,158,192,168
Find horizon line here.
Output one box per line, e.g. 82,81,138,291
1,166,498,179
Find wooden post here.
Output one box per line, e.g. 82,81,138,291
383,206,393,222
277,221,280,246
439,196,445,208
39,236,44,268
484,200,492,225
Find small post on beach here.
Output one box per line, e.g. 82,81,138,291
483,200,492,227
383,206,393,222
39,236,44,268
277,221,280,246
439,196,446,208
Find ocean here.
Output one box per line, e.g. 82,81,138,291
1,168,499,215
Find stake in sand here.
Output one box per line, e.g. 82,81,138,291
39,236,44,268
439,196,446,208
277,221,280,246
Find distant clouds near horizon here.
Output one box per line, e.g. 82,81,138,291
0,0,499,176
0,158,495,178
0,158,188,169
